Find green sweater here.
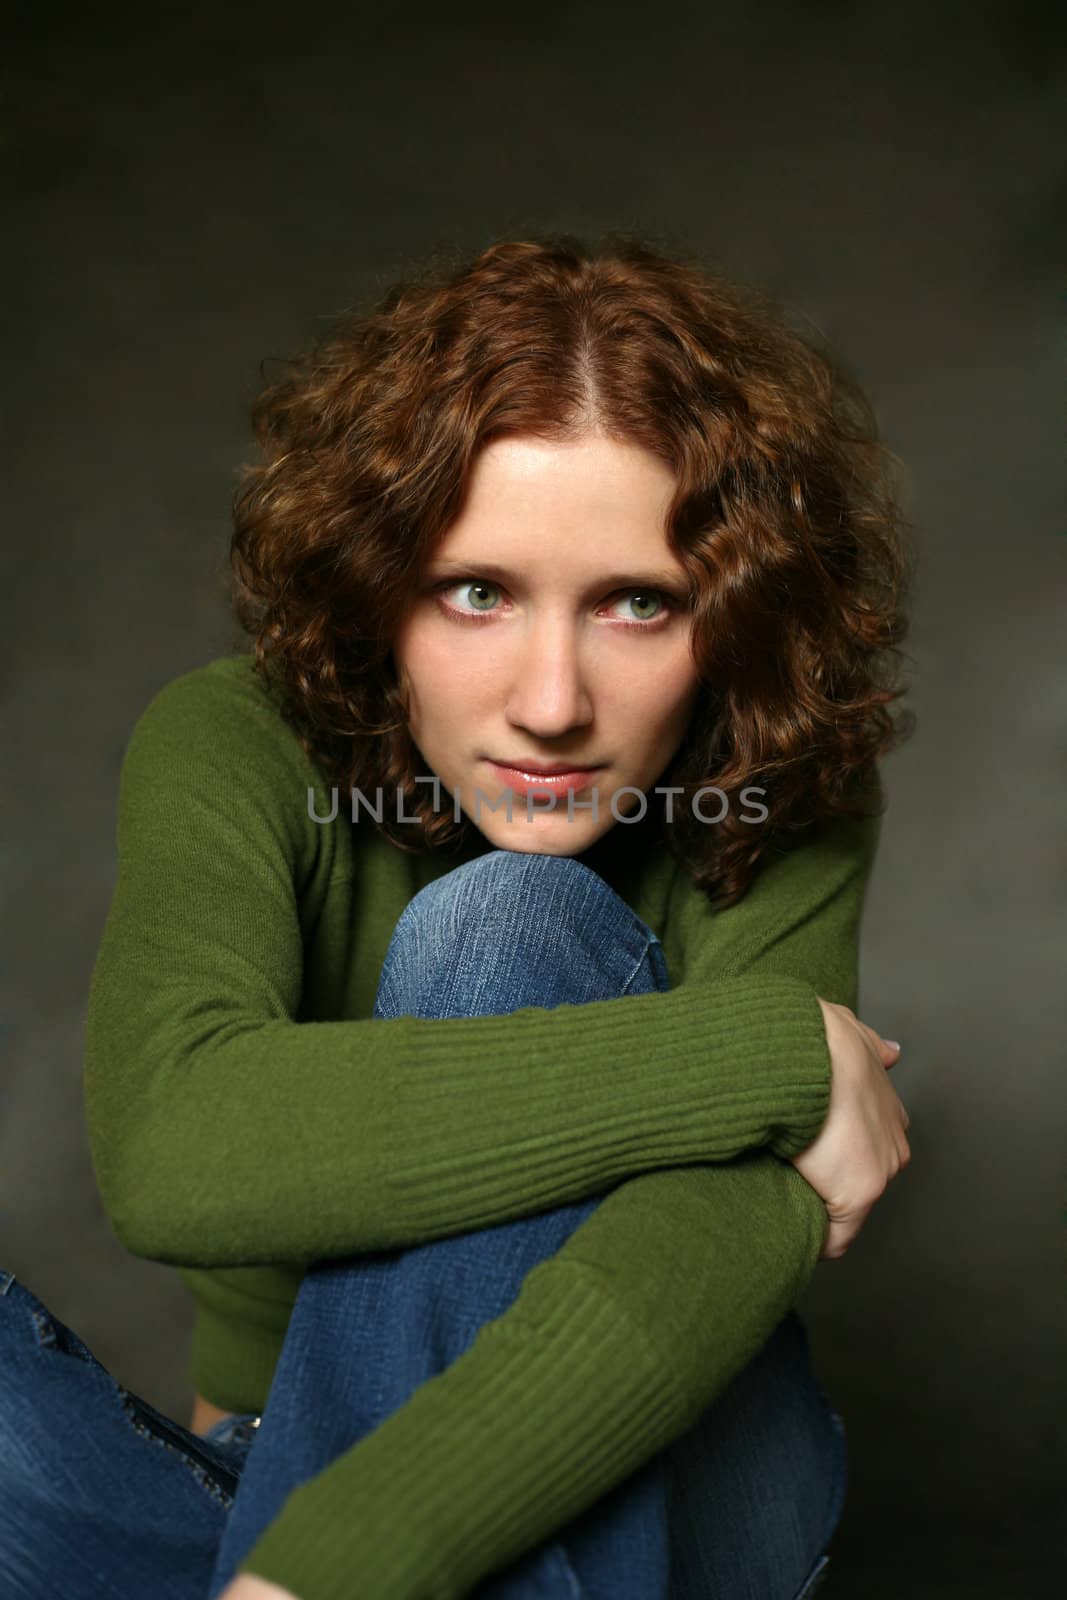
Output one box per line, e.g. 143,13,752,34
83,653,882,1600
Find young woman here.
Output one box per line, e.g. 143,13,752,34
1,232,914,1600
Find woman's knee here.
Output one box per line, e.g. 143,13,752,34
375,850,663,1020
401,849,604,938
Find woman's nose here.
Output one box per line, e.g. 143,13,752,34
506,625,593,735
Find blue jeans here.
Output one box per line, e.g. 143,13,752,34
0,850,846,1599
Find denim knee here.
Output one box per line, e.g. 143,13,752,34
396,849,610,945
374,850,668,1021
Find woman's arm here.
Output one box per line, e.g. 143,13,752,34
84,659,838,1268
237,1160,823,1600
235,796,882,1600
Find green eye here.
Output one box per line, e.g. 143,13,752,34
464,582,500,611
624,592,662,621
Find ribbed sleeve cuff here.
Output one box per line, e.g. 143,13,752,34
239,1269,681,1600
376,972,832,1240
239,1152,835,1600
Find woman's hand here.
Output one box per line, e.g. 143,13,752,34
790,998,911,1260
217,1576,300,1600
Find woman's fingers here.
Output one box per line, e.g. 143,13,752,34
804,1000,912,1263
854,1016,901,1068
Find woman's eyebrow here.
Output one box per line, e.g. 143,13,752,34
426,559,687,590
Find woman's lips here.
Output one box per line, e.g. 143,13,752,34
485,760,604,798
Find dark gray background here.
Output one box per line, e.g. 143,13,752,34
4,4,1064,1596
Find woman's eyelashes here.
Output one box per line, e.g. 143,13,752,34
431,578,681,631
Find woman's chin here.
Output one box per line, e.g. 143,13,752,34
469,814,612,857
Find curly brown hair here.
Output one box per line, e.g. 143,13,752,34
229,229,916,908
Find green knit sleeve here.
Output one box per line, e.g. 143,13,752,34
240,787,884,1599
84,659,842,1269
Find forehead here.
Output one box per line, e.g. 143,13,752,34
433,433,682,567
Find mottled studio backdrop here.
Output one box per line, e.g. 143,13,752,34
4,3,1063,1596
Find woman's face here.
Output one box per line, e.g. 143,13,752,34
390,432,702,855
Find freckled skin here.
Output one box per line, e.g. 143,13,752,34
391,432,703,855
